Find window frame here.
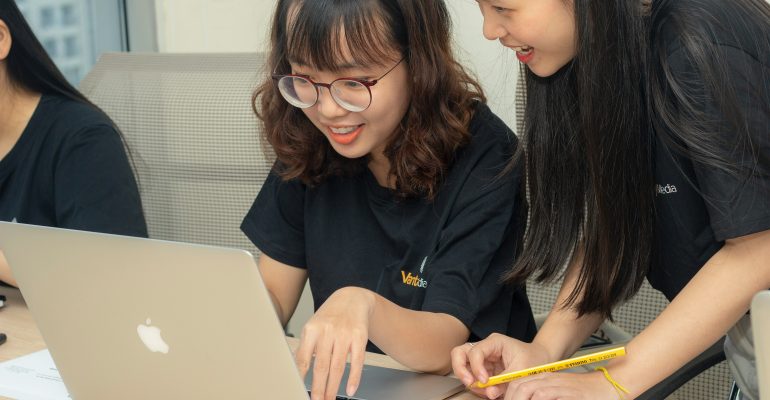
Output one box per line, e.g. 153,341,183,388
123,0,158,52
90,0,128,55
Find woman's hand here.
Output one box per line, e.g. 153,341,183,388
295,286,375,400
502,370,621,400
452,334,623,400
451,333,553,399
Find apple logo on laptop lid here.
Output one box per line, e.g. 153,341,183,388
137,318,170,354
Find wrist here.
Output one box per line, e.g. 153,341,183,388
594,367,631,400
531,336,568,362
334,286,377,314
534,313,605,360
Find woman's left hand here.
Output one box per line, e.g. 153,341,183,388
295,286,375,400
502,370,621,400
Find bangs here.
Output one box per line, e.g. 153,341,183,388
284,0,405,71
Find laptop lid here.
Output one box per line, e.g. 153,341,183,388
0,222,463,400
752,290,770,400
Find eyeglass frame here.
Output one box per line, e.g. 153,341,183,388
271,56,406,112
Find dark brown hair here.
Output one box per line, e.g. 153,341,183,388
253,0,485,199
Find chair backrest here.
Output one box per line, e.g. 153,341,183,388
79,52,273,254
514,64,731,400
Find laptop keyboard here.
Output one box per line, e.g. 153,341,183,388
306,392,352,400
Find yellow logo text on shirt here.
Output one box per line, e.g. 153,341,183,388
401,270,428,288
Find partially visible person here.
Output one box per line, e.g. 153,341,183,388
452,0,770,399
0,0,147,287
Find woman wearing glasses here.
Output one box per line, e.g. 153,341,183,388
241,0,536,399
0,1,146,287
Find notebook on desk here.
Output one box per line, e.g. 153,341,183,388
752,290,770,400
0,222,463,400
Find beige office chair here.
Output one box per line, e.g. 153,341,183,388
79,52,272,255
514,66,731,400
79,52,317,335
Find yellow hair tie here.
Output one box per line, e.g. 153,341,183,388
595,366,631,399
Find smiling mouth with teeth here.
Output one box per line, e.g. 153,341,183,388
513,46,533,54
330,126,360,134
327,124,365,145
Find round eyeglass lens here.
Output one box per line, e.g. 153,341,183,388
330,80,372,112
277,76,317,108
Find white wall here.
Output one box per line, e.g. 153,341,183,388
154,0,273,52
447,1,521,131
151,0,522,335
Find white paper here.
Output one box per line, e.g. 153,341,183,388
0,350,71,400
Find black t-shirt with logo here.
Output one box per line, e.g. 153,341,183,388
0,95,147,237
242,103,537,351
649,0,770,299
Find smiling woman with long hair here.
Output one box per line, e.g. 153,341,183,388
452,0,770,399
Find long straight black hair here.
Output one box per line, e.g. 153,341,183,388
506,0,770,317
1,0,94,105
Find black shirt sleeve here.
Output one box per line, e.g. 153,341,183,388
422,182,519,319
667,44,770,241
54,124,147,237
241,167,307,268
418,128,527,338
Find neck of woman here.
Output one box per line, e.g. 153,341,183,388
367,151,395,189
0,83,41,160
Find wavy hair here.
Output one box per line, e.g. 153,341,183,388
506,0,770,317
253,0,485,199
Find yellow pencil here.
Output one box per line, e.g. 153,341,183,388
469,346,627,389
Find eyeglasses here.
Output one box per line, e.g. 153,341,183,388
272,57,404,112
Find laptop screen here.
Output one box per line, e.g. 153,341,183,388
751,290,770,400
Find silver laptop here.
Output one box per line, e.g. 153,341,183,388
752,290,770,400
0,222,464,400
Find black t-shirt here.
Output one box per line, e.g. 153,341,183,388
242,103,536,350
649,0,770,299
0,95,147,237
